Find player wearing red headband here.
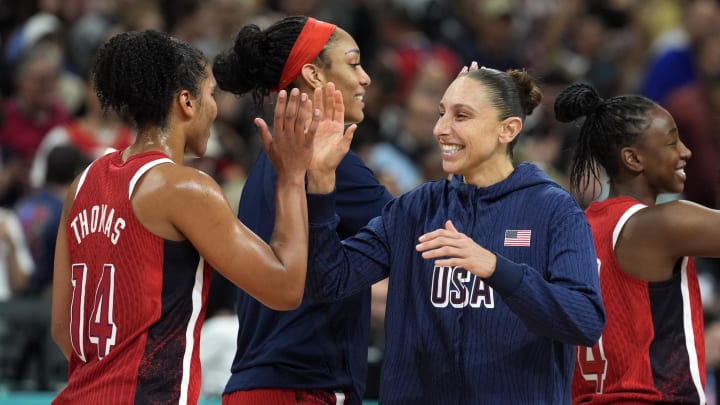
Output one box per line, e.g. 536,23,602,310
213,16,392,405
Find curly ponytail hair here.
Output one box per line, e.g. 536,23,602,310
91,30,208,129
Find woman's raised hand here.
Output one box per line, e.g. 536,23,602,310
256,88,319,180
308,82,356,174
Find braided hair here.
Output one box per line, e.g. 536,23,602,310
554,82,655,195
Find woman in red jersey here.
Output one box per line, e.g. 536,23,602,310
556,82,720,404
50,29,352,404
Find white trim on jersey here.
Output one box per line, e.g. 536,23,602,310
611,203,705,403
611,203,646,250
128,158,175,199
178,257,205,405
74,160,96,199
680,257,706,404
128,158,174,199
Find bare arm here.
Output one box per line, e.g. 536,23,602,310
177,89,318,310
51,179,80,359
137,87,350,310
617,200,720,281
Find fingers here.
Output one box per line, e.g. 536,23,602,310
457,61,480,77
273,89,289,134
323,82,335,119
332,88,345,123
293,92,311,137
313,87,324,119
445,220,457,232
254,117,272,152
305,108,321,140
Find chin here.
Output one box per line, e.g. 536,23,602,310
347,110,364,125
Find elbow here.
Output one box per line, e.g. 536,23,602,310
267,285,304,311
577,309,606,347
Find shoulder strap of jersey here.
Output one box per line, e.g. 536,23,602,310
611,203,646,249
74,160,95,199
128,158,174,199
73,156,174,201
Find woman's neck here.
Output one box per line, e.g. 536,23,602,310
123,128,181,163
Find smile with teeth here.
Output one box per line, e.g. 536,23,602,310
441,144,464,155
354,95,364,102
676,168,686,178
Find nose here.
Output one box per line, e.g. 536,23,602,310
433,113,447,138
359,66,371,87
679,139,692,160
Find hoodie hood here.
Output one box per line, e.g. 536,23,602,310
448,162,560,203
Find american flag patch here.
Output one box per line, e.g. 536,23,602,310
504,230,531,246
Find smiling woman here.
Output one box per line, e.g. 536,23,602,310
49,29,334,405
556,82,720,404
301,67,605,404
212,15,392,405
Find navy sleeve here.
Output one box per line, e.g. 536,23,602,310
489,207,606,347
334,151,393,238
307,192,391,302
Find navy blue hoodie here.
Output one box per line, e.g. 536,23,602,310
307,162,606,404
226,149,392,403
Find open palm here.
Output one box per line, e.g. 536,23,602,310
309,82,356,173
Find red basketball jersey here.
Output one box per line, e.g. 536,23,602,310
53,150,211,405
572,197,705,404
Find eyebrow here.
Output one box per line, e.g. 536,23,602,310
345,49,360,56
440,102,474,111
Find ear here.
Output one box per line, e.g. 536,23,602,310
178,90,195,118
300,63,324,89
497,117,522,145
620,147,643,172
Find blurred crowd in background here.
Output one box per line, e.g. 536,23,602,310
0,0,720,401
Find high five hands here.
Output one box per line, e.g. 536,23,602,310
309,82,356,174
255,88,318,180
254,82,355,184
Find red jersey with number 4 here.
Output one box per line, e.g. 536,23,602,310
53,150,211,405
572,197,705,404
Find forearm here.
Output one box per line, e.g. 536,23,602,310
307,193,389,301
494,213,605,345
497,256,605,346
269,174,309,297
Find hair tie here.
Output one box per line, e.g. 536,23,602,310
273,17,336,92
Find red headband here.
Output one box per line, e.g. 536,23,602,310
273,17,337,92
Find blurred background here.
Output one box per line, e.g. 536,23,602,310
1,0,720,403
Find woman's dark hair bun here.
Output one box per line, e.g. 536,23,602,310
213,24,267,94
554,82,602,123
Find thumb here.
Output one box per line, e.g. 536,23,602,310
342,124,357,146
